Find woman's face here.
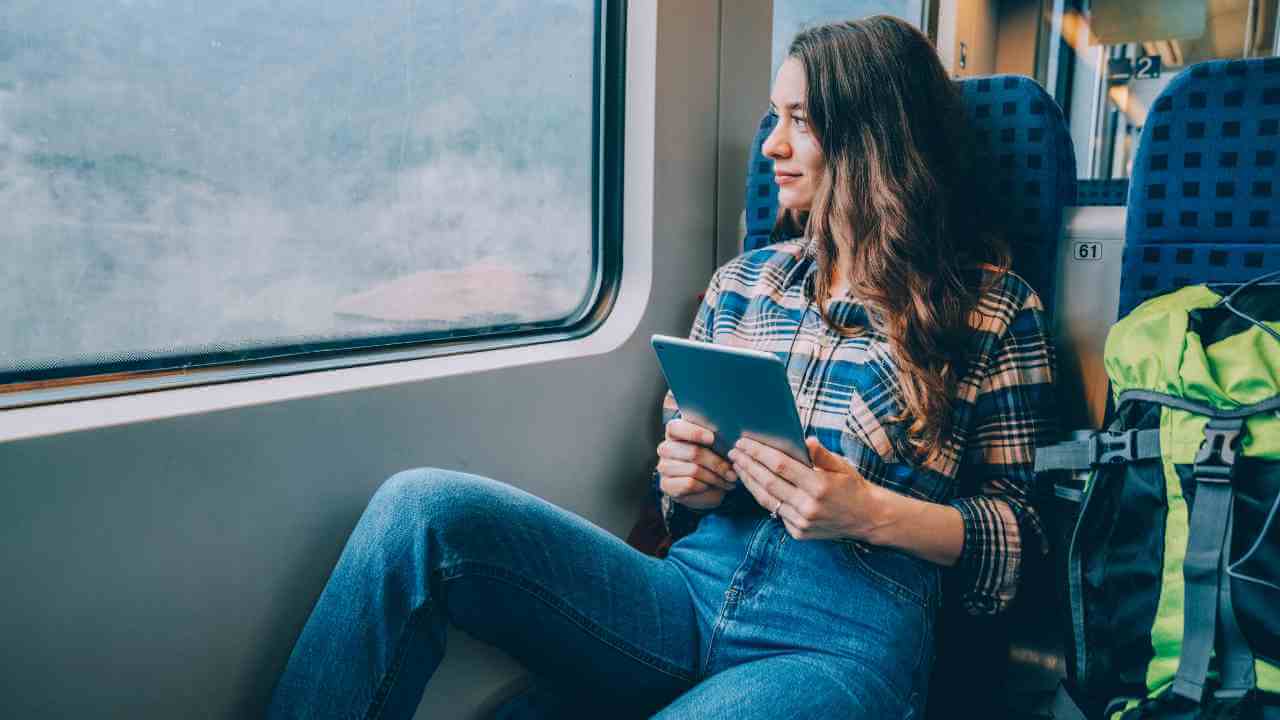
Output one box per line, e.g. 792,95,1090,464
762,57,825,211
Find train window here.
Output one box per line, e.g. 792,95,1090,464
772,1,928,72
0,0,619,405
1061,0,1278,180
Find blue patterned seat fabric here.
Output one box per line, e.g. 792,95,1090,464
743,75,1076,320
1120,57,1280,317
1075,179,1129,206
743,110,782,253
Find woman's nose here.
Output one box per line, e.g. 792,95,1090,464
761,122,789,160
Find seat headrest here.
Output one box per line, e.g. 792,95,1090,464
1120,57,1280,316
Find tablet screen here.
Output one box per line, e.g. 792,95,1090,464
652,334,811,465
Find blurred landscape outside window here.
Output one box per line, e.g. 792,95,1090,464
0,1,598,386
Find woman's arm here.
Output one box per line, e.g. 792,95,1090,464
942,299,1057,614
728,435,964,567
856,484,964,566
729,295,1056,614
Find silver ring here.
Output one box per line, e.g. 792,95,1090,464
770,499,782,520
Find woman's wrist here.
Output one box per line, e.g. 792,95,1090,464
847,482,899,546
851,483,964,567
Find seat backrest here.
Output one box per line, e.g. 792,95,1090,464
742,74,1076,319
1119,57,1280,317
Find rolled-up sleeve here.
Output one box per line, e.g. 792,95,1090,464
948,297,1056,615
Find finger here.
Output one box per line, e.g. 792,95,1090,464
693,445,737,484
731,456,779,512
779,510,819,540
680,487,725,504
659,474,716,498
807,437,850,473
666,418,716,447
658,460,733,491
730,447,805,510
670,486,725,511
656,439,696,461
657,441,737,483
660,458,721,486
729,457,816,540
658,458,733,490
734,437,810,491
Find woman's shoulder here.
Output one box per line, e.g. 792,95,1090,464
727,237,812,271
712,238,813,293
964,264,1047,334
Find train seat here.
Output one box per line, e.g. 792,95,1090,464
1118,57,1280,318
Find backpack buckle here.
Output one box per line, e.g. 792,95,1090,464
1192,419,1244,484
1092,430,1137,465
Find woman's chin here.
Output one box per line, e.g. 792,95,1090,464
775,189,812,212
778,200,812,212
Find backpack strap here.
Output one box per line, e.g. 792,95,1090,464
1172,416,1246,703
1214,508,1257,700
1115,391,1280,421
1034,429,1162,472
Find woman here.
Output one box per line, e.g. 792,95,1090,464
268,15,1054,719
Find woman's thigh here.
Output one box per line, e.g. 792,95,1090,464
672,513,936,701
373,468,706,707
651,653,912,720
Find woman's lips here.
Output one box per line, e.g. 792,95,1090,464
775,173,801,185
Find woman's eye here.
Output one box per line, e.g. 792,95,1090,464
793,115,808,129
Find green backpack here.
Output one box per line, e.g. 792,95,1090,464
1036,271,1280,719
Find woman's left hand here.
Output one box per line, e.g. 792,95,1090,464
728,436,886,542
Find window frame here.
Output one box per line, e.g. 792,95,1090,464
1,0,626,411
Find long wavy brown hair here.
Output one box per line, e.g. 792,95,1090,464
776,16,1009,462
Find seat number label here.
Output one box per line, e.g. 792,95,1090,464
1073,242,1102,261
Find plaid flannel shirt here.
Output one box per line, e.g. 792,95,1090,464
657,239,1056,615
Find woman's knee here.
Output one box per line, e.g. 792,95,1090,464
365,467,501,530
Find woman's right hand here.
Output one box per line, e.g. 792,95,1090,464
657,418,738,511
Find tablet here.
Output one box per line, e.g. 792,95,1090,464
651,334,811,465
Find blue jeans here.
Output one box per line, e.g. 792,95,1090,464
267,468,940,719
